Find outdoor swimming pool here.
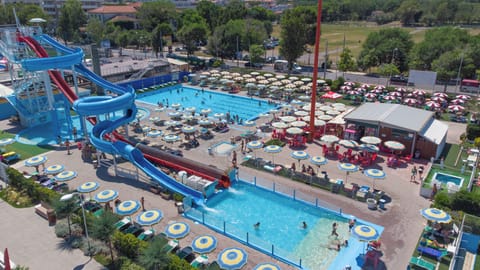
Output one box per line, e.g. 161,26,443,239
432,172,464,187
186,180,383,270
136,86,278,122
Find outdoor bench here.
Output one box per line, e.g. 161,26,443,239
34,202,52,220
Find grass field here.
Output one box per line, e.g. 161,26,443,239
0,132,53,164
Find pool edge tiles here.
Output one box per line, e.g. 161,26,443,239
185,179,384,270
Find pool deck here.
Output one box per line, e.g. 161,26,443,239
0,85,469,270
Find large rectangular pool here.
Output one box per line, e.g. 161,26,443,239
136,86,278,121
186,181,383,270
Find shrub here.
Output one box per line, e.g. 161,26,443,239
112,231,147,259
67,235,83,249
167,254,195,270
264,138,286,147
466,123,480,140
432,191,451,209
173,193,184,202
451,190,480,215
79,238,108,257
55,220,70,238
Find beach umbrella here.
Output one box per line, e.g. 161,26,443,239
247,141,264,161
290,99,303,105
210,69,219,73
3,248,11,270
217,248,248,270
338,163,359,183
276,75,286,79
431,96,445,103
338,139,359,149
0,138,15,147
181,126,196,133
321,135,340,144
383,95,397,101
374,85,385,90
433,92,448,98
29,17,47,23
319,105,332,111
165,221,190,239
243,120,256,127
164,134,179,144
347,90,361,95
403,98,418,106
315,110,325,116
340,85,352,91
279,116,296,123
149,116,160,122
456,94,471,100
384,141,405,152
326,110,340,116
213,113,225,119
25,156,48,171
250,71,260,76
116,200,141,217
141,126,151,134
54,170,77,182
389,91,402,97
351,225,380,246
291,151,309,166
420,208,451,223
147,130,163,138
360,136,381,145
44,164,65,175
413,89,426,96
271,122,289,129
264,145,282,165
310,155,328,173
171,103,182,109
253,263,281,270
185,106,196,113
198,119,213,126
448,105,464,112
201,71,210,76
168,111,182,118
200,108,212,116
359,144,379,153
290,120,307,128
164,120,180,127
136,209,163,227
94,189,119,203
192,235,217,254
450,99,465,105
317,115,333,121
425,101,440,109
286,127,304,135
364,169,386,189
77,181,100,199
294,110,309,117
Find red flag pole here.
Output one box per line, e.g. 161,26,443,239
308,0,324,142
4,248,11,270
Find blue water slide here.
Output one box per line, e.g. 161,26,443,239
37,34,204,204
21,47,83,72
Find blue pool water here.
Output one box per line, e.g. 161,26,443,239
136,86,278,121
188,181,383,270
433,172,464,187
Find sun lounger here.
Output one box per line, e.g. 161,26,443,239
206,261,221,270
409,256,436,270
191,255,208,269
161,239,179,253
137,229,155,241
417,246,448,260
176,246,196,262
114,217,132,230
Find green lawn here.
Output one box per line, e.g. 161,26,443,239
441,143,469,170
0,132,54,163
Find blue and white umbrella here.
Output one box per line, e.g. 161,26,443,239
291,151,310,166
185,106,196,113
421,208,451,223
352,225,380,242
364,168,386,189
359,144,379,153
181,126,196,133
116,200,141,216
218,248,248,270
164,120,180,127
263,145,282,165
54,170,77,182
247,141,264,161
25,156,47,167
94,189,119,203
360,136,382,145
310,155,328,173
200,108,212,116
164,134,179,144
147,130,163,138
338,163,359,183
135,209,163,227
165,222,190,239
168,111,182,118
171,103,182,109
77,181,100,199
254,263,281,270
44,164,65,175
199,119,212,126
192,235,217,254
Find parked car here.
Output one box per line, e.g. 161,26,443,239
389,75,408,85
266,56,277,63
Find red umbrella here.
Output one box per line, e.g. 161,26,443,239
383,95,398,101
412,89,426,96
448,105,465,112
456,94,471,100
321,91,342,99
433,92,448,98
425,101,440,109
403,98,418,105
370,88,383,94
364,93,377,99
389,91,402,97
450,99,465,105
374,85,385,90
431,96,446,103
395,87,407,93
4,248,11,270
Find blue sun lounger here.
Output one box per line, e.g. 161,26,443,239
417,246,448,260
409,256,436,270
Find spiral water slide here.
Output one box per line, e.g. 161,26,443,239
19,35,205,205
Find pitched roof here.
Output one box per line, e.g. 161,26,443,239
88,4,139,14
420,119,448,144
344,103,434,132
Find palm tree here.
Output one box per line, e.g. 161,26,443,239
138,238,171,270
91,211,118,261
53,197,78,236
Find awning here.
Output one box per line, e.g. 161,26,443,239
0,84,13,97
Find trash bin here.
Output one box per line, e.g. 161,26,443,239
47,209,56,226
176,202,184,214
208,147,213,156
378,199,386,210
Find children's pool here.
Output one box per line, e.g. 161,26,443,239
136,86,278,122
186,181,383,270
432,172,464,187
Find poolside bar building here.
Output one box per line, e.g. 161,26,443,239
343,103,448,159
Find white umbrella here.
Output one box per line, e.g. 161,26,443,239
317,115,333,121
29,18,47,23
271,122,289,129
294,110,309,117
360,136,382,145
290,121,307,128
321,135,340,144
279,116,297,123
286,127,304,135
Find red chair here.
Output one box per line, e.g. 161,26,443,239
403,154,413,163
364,250,380,269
